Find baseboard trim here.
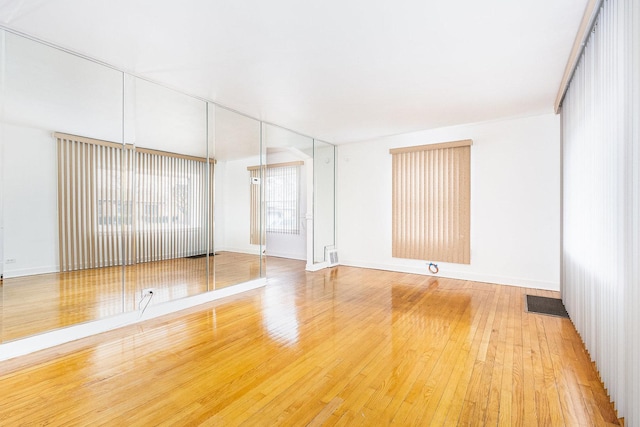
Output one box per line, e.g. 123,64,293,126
306,261,332,272
265,251,306,261
218,247,262,256
339,259,559,291
2,265,58,278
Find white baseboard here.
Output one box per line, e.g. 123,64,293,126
339,259,559,291
266,250,305,261
2,265,58,279
0,277,266,362
218,247,262,256
306,261,332,272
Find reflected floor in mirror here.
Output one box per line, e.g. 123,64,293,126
0,252,266,342
0,264,619,425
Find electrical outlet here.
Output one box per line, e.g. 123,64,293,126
141,288,155,298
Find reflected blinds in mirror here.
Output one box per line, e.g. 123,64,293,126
265,164,300,235
133,150,211,263
248,161,303,245
390,140,471,264
57,134,125,271
248,166,263,246
56,133,214,272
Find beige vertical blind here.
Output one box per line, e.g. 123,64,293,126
56,133,214,272
247,161,302,245
390,140,471,264
57,134,124,271
248,166,263,245
133,150,210,263
561,0,640,423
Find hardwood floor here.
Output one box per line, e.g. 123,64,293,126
0,261,620,426
1,252,263,341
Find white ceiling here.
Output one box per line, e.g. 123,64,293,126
0,0,587,144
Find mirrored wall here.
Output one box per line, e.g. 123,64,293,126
0,29,334,344
313,141,336,263
263,124,313,263
212,105,264,289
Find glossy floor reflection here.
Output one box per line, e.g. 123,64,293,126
0,262,620,425
0,252,262,342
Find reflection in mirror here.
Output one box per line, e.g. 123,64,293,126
212,105,263,288
123,76,209,310
0,31,337,347
313,141,336,263
263,124,313,269
1,31,124,342
0,30,4,342
0,29,6,343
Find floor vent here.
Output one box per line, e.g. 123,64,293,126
525,295,569,318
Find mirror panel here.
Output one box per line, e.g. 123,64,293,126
123,76,209,309
1,30,5,343
263,124,313,266
1,31,124,342
313,141,336,263
212,105,263,288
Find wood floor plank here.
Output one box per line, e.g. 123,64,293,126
521,304,538,425
427,286,489,425
439,287,493,425
0,262,620,426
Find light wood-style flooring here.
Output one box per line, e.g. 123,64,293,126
1,252,263,342
0,260,620,425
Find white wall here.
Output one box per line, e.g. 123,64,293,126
337,113,560,290
2,124,58,277
216,155,261,254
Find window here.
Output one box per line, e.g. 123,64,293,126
265,164,300,234
390,139,471,264
248,161,303,245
